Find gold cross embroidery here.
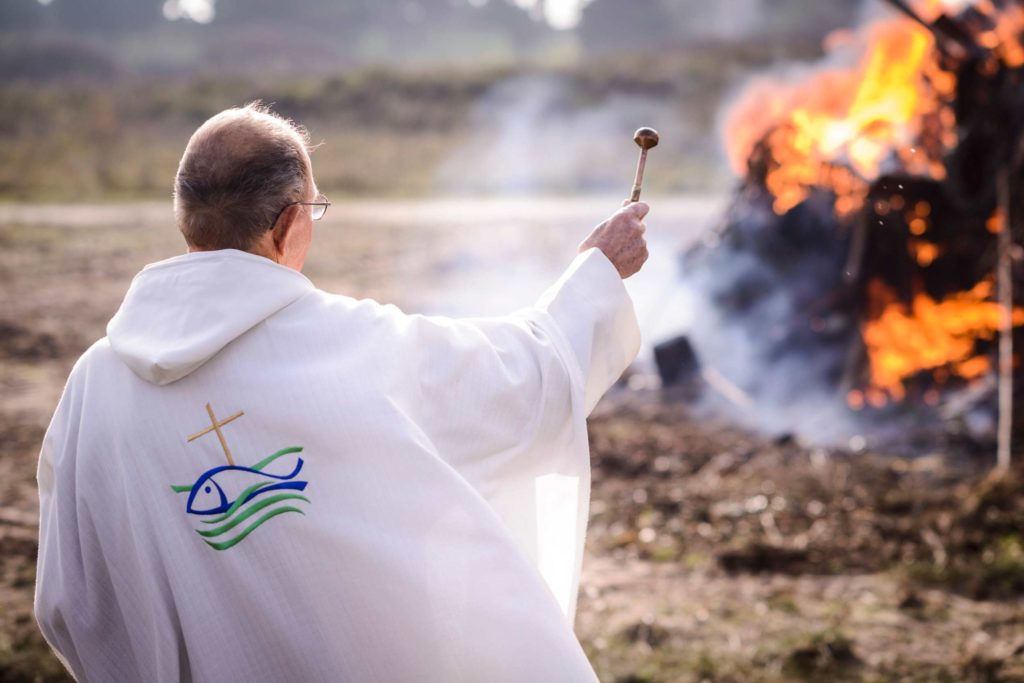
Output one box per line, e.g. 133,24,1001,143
187,403,245,465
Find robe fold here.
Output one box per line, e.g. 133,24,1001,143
35,246,640,682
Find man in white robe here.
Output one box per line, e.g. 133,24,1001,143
34,102,649,682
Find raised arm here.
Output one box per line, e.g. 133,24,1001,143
400,201,649,487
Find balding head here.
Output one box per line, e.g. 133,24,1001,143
174,103,314,252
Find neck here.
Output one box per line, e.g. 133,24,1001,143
186,243,279,264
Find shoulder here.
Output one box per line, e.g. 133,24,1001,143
64,337,131,390
43,338,113,437
297,287,412,330
300,287,542,344
73,337,117,371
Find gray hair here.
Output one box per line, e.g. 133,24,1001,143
174,102,313,251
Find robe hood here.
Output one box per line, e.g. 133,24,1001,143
106,249,313,385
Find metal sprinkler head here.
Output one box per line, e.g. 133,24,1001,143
634,127,660,151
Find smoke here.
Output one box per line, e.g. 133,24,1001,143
510,0,594,30
162,0,215,24
675,278,866,446
436,74,689,195
659,190,869,446
155,0,592,29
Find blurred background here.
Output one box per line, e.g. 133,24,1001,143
0,0,865,200
3,1,1024,681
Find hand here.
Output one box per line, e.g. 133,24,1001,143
577,201,649,279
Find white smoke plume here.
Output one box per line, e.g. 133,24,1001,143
436,74,690,195
154,0,593,29
162,0,215,24
510,0,594,30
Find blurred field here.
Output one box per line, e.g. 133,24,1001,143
2,198,1024,682
0,46,826,202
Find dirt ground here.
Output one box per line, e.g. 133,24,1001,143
579,392,1024,682
1,201,1023,682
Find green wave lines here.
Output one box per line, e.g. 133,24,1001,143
202,506,306,551
197,493,310,537
202,481,270,524
250,446,303,471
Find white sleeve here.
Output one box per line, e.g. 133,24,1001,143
535,247,642,415
400,247,641,624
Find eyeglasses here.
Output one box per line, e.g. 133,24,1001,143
268,193,331,230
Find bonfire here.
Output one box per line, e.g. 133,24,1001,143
660,0,1024,464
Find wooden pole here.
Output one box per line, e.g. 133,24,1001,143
996,167,1013,475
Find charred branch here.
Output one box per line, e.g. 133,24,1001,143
880,0,986,59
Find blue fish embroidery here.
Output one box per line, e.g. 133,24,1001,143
171,446,310,550
185,458,307,515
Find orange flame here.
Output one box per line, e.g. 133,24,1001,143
861,280,1024,402
977,2,1024,66
724,1,1024,405
725,11,957,216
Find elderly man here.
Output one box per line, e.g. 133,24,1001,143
35,103,648,682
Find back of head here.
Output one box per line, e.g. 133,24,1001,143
174,103,312,251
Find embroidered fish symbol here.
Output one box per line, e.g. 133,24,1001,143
171,446,310,550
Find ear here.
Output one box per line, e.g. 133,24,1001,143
270,205,300,258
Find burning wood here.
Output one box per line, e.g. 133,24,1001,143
660,0,1024,452
724,6,956,219
881,0,982,58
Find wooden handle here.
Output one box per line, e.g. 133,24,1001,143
631,149,648,202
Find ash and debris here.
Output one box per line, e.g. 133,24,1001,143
587,389,1023,591
577,388,1024,682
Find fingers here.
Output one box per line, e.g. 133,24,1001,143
581,202,651,277
623,201,650,220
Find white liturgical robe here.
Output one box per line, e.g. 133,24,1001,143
35,246,640,682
